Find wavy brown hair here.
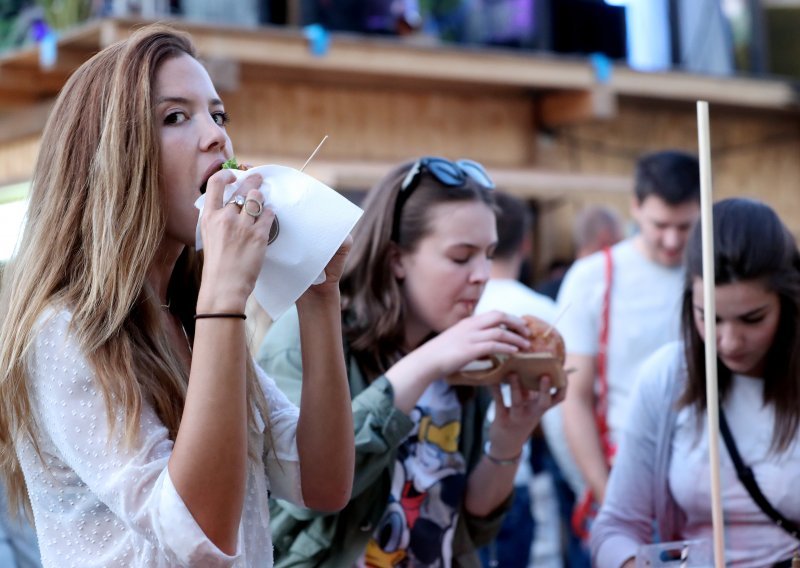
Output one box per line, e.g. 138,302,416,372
340,159,495,381
0,24,267,516
679,198,800,452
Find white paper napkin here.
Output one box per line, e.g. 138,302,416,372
195,165,363,320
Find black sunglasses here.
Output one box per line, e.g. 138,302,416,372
391,157,496,242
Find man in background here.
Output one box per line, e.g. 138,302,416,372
557,150,700,535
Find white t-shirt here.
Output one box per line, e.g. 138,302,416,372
475,279,585,494
670,374,800,567
19,308,304,568
475,279,558,324
556,238,684,445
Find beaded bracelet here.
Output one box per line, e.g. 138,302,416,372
483,441,522,466
193,313,247,320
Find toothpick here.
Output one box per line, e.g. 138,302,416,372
542,302,572,338
299,135,329,173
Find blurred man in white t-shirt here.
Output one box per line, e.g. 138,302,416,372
558,150,700,514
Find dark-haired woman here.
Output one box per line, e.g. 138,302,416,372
591,198,800,568
259,157,564,567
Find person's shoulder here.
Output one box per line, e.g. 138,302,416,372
479,279,557,321
557,247,611,304
569,248,607,275
27,305,91,390
636,341,686,397
32,305,74,344
644,341,684,370
562,243,620,284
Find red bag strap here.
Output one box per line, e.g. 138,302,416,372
595,247,616,463
572,247,616,541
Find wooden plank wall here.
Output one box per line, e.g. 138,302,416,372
222,69,535,167
538,98,800,231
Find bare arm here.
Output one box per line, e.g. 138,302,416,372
562,352,609,502
168,172,268,553
294,239,355,512
465,375,565,516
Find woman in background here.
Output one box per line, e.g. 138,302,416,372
260,157,564,567
592,198,800,567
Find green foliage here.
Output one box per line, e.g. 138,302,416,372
36,0,92,31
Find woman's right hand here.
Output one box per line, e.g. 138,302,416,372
412,310,532,380
385,310,531,413
196,170,274,312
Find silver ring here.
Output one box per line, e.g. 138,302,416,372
225,195,245,208
244,198,264,218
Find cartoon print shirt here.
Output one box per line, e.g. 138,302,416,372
364,379,467,568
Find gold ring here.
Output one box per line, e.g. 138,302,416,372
244,197,264,218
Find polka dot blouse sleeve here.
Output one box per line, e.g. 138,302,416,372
18,310,238,567
255,364,304,507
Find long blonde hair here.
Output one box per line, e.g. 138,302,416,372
0,24,267,516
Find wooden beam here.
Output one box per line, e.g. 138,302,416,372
0,91,40,107
0,67,71,97
611,67,798,110
0,99,54,144
539,86,617,128
232,155,631,198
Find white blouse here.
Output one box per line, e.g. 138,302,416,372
669,374,800,567
18,309,304,568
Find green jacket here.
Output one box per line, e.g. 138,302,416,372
257,307,511,568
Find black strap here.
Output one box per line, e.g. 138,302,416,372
719,407,800,540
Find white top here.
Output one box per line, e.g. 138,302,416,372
670,374,800,567
18,309,304,568
556,239,684,444
475,279,582,490
476,279,558,325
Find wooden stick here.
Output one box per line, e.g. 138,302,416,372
299,135,329,172
697,100,725,568
542,301,572,338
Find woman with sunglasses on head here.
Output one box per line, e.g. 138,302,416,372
0,25,355,567
591,198,800,568
259,157,564,567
